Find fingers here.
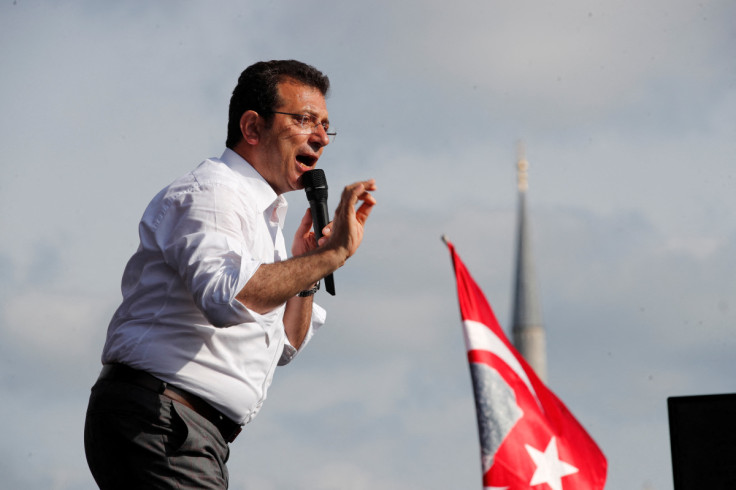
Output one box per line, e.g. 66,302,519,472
333,181,376,228
329,179,377,234
297,207,313,233
359,178,377,192
317,179,376,260
353,181,376,225
321,221,333,240
291,208,317,256
340,179,377,210
355,199,375,225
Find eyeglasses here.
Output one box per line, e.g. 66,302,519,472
271,111,337,143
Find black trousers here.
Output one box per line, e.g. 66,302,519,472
84,376,230,489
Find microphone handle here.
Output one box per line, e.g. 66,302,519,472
309,200,336,296
323,273,335,296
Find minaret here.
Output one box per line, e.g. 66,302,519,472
511,144,548,382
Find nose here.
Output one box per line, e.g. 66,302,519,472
310,124,331,148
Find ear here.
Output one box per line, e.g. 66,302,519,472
239,110,261,145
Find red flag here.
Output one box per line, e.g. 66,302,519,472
445,239,607,490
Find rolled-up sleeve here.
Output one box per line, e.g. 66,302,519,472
279,302,326,365
154,181,265,328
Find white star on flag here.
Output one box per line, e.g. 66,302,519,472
526,437,579,490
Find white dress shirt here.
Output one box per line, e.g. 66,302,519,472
102,149,326,425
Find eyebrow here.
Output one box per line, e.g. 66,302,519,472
305,110,329,126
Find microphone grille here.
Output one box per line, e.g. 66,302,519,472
302,169,327,190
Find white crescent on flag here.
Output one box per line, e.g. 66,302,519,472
463,319,539,405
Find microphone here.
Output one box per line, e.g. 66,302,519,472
302,169,335,295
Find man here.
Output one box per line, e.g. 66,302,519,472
84,60,376,489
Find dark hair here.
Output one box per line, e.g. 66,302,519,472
226,60,330,149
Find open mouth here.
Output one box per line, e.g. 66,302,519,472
296,154,318,169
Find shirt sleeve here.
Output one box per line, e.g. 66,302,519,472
152,181,263,328
278,301,327,365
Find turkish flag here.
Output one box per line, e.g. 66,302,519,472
446,239,607,490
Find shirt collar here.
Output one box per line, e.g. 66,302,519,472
220,148,289,224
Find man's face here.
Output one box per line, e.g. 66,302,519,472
258,79,331,195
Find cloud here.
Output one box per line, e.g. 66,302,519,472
371,0,736,126
1,0,735,488
1,289,107,361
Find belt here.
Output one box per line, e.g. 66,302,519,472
98,364,242,443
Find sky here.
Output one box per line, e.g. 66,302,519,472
1,0,735,488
